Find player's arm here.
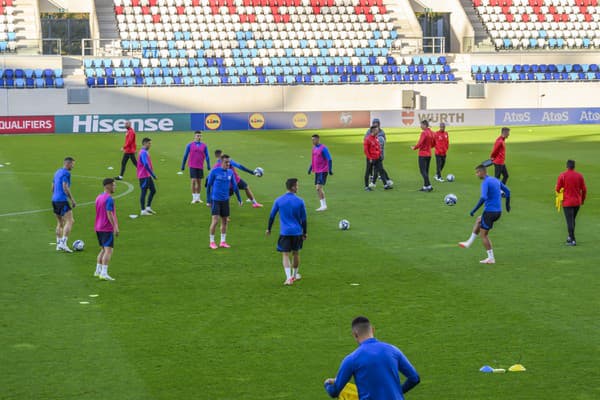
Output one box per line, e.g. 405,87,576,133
555,174,564,193
206,170,215,202
300,202,307,238
266,201,279,234
363,139,371,159
581,177,587,205
181,144,191,170
412,132,424,150
231,160,253,175
204,146,211,170
470,181,488,216
231,175,242,204
106,197,119,236
500,182,511,212
490,140,500,160
140,152,157,178
322,147,333,174
396,349,420,394
307,163,312,174
324,356,354,398
62,177,76,208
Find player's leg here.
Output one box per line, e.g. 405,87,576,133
418,157,431,190
209,213,219,249
140,178,149,214
564,206,577,244
494,164,502,180
99,246,115,281
282,251,293,285
95,246,104,277
501,165,509,185
219,215,230,247
435,155,442,180
130,153,137,167
459,216,481,248
375,161,392,189
54,214,64,250
118,153,129,178
245,187,263,208
291,249,301,281
479,228,495,263
440,155,446,175
59,210,74,252
145,178,157,213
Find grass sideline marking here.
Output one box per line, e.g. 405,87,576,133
0,172,134,218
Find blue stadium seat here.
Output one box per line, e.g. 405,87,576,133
35,78,45,88
25,78,34,88
14,78,25,88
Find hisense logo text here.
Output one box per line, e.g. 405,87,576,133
73,115,174,133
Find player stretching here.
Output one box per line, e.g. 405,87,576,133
181,130,210,204
556,159,587,246
213,150,263,208
490,127,510,184
433,122,449,182
116,121,137,180
308,134,332,211
51,157,76,252
266,178,307,285
412,120,434,192
459,164,511,264
206,154,243,249
94,178,119,281
137,137,158,216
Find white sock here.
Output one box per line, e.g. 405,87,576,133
209,234,215,243
487,249,494,259
101,265,108,275
192,194,197,200
220,233,226,243
61,236,68,245
320,199,326,207
96,264,102,273
293,267,299,277
466,233,477,245
284,267,292,279
56,236,61,244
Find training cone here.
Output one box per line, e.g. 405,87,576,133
509,364,526,372
480,365,494,373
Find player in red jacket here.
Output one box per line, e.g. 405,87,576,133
363,126,391,191
412,120,435,192
556,159,587,246
116,121,137,180
433,122,449,182
490,127,510,184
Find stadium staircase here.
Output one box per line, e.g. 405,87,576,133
12,0,41,54
385,0,423,54
458,0,495,51
96,0,119,40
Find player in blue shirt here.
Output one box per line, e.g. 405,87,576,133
324,316,420,400
51,157,77,252
459,164,511,264
206,154,242,249
266,178,307,285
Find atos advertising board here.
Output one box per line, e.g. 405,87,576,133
495,108,600,125
0,116,55,134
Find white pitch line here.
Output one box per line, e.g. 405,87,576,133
0,172,135,218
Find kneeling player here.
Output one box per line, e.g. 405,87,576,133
459,164,510,264
266,178,307,285
95,178,119,281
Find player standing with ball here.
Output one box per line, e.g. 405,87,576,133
266,178,307,286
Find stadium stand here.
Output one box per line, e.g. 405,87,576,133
472,62,600,81
469,0,600,50
0,68,64,88
0,0,17,52
80,0,456,86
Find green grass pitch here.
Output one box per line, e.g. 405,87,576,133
1,125,599,400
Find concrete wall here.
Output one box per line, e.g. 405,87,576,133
39,0,95,13
1,81,599,116
1,55,63,69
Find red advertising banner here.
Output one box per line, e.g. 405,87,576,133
321,111,371,129
0,116,55,134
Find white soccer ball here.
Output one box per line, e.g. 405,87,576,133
254,167,264,177
444,194,458,206
73,240,85,251
339,219,350,230
446,174,455,182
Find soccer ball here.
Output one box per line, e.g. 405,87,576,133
446,174,455,182
444,194,458,206
339,219,350,230
254,167,264,177
73,240,85,251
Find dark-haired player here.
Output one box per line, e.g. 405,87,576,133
490,127,510,184
94,178,119,281
116,121,137,180
212,149,262,208
459,164,511,264
181,130,210,204
137,137,157,216
364,126,392,191
412,120,434,192
433,122,449,182
266,178,307,285
308,134,332,211
51,157,77,252
556,159,587,246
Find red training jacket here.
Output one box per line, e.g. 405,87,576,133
433,129,449,156
413,128,434,157
490,136,506,165
123,127,137,153
556,169,587,207
364,134,381,160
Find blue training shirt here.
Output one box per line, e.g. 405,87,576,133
52,168,71,202
472,175,510,213
325,338,420,400
268,192,307,236
206,167,241,202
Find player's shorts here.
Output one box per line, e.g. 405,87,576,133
211,200,230,217
237,178,248,190
189,167,204,179
96,231,114,248
139,177,155,190
481,211,502,230
315,172,328,186
52,201,71,216
277,235,304,252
